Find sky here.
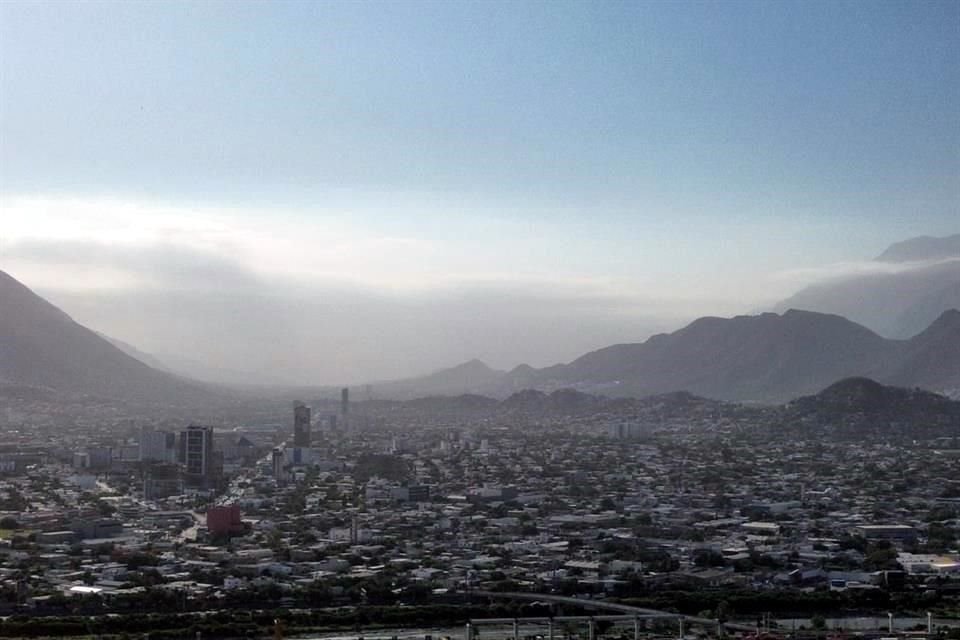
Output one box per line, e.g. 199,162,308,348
1,1,958,384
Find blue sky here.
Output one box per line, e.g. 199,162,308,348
1,1,958,381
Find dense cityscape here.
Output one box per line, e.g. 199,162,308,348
0,382,957,638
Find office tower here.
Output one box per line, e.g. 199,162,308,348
272,448,284,485
179,425,214,485
143,463,182,500
139,426,176,463
293,401,311,447
341,387,349,426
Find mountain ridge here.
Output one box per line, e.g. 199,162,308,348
0,269,212,405
3,263,958,407
366,308,959,403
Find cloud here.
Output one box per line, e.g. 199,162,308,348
766,256,960,292
2,238,261,292
1,194,440,291
1,194,829,382
1,196,692,382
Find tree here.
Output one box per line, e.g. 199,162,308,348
811,614,827,630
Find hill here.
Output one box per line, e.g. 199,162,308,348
0,269,212,405
781,377,960,440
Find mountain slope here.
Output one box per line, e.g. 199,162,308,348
0,269,211,404
376,308,960,403
504,310,899,402
367,358,505,399
880,309,960,394
877,234,960,263
97,331,172,372
776,234,960,337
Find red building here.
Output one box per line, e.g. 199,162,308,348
206,505,244,536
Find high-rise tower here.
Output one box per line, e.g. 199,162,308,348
340,387,349,427
293,401,311,447
179,425,214,486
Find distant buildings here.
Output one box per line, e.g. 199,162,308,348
606,421,651,441
341,387,349,427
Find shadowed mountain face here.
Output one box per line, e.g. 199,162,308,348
381,309,960,403
776,234,960,338
881,309,960,393
0,269,210,404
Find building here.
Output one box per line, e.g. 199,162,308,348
606,421,651,441
408,484,431,502
390,484,432,503
206,505,244,537
271,448,284,485
853,524,918,544
143,463,182,500
179,425,215,487
73,446,113,470
293,402,311,447
341,387,349,426
140,427,176,463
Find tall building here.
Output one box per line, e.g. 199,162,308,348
143,463,182,500
139,427,176,463
341,387,350,426
271,447,284,485
179,425,214,486
293,402,311,447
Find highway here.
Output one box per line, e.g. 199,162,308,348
471,591,759,633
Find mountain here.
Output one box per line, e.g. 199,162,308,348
403,393,500,414
366,358,505,399
500,309,902,403
880,309,960,395
776,234,960,338
876,234,960,263
375,309,960,404
0,269,211,404
97,331,172,372
98,331,298,386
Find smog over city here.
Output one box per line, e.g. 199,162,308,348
0,2,958,639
